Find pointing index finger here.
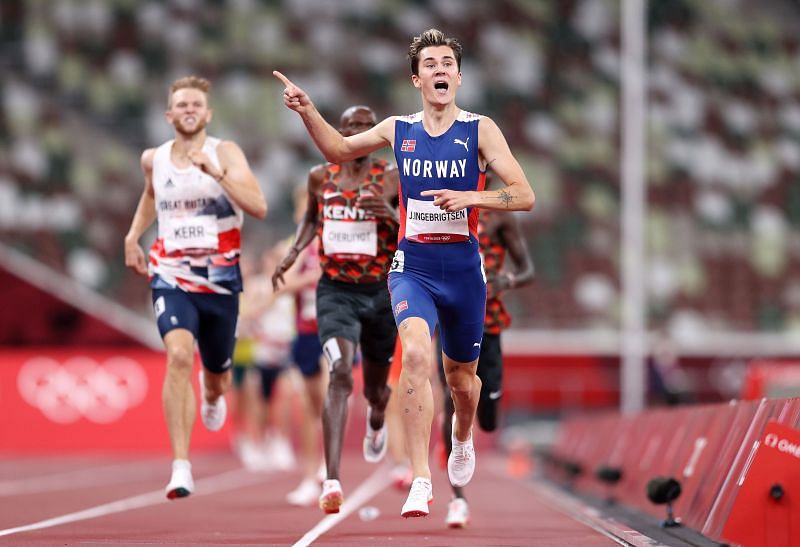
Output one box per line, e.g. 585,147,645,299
272,70,293,88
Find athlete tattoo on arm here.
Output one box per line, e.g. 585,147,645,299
499,189,514,208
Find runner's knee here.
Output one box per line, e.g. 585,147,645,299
401,344,429,379
363,382,389,407
166,345,194,371
328,365,353,394
447,366,478,395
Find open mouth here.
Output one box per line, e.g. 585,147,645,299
434,81,449,91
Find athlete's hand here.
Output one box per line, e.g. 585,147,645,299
273,71,312,113
187,149,224,181
124,239,148,276
356,192,394,219
486,271,514,298
421,189,477,212
271,248,299,291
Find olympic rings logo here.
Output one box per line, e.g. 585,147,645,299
17,356,148,424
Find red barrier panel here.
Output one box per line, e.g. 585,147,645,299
611,408,680,514
550,397,800,544
676,400,759,531
704,398,800,541
0,348,230,453
721,420,800,547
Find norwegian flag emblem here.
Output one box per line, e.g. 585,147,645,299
400,139,416,153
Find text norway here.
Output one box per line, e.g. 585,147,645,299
403,158,467,179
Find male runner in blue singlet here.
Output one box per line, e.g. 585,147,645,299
273,28,534,518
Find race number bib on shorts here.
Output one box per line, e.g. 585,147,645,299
405,198,469,243
322,220,377,260
389,250,405,273
163,215,219,253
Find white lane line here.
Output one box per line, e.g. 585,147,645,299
0,460,164,496
0,467,259,538
292,462,393,547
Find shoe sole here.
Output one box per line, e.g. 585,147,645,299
449,476,473,488
447,519,469,528
319,492,343,514
401,496,433,518
401,509,429,518
166,487,191,500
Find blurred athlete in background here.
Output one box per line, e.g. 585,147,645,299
277,187,328,507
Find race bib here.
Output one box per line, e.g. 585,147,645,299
163,215,219,253
322,220,377,259
405,198,469,243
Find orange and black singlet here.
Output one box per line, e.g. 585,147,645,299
480,213,512,334
316,159,397,284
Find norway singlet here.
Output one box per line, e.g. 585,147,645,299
389,110,487,363
148,136,244,294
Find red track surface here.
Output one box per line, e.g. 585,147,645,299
0,451,618,546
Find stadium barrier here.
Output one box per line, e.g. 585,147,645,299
1,347,496,456
1,348,228,453
545,397,800,546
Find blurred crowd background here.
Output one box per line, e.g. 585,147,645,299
2,0,800,342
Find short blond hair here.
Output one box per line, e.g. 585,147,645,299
167,75,211,108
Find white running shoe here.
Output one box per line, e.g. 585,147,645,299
199,371,226,432
238,438,271,471
165,459,194,500
363,407,388,463
287,478,322,507
319,479,344,514
400,477,433,518
266,434,296,471
445,497,470,528
448,415,475,487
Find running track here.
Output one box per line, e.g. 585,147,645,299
0,450,619,546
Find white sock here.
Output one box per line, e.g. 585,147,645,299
172,459,191,471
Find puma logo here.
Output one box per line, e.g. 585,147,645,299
454,137,469,152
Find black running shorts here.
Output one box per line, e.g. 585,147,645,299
316,275,396,366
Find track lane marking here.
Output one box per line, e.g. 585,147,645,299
0,467,262,538
292,462,393,547
0,460,166,496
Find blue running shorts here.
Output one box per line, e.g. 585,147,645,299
292,333,323,377
388,249,486,363
152,288,239,373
